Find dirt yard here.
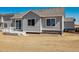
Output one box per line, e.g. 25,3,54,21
0,32,79,52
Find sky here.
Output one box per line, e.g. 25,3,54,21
0,7,78,24
65,7,79,24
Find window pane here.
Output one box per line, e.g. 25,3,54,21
51,19,55,26
16,21,19,29
19,20,21,29
4,23,7,28
28,20,32,26
47,19,50,26
11,20,15,27
32,19,35,26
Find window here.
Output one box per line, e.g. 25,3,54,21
11,20,15,27
47,19,55,26
28,19,35,26
0,23,2,27
4,23,7,28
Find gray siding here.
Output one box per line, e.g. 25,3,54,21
1,16,12,29
23,12,41,32
4,20,12,29
41,16,62,31
3,16,12,29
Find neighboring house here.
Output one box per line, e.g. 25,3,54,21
0,14,14,31
10,8,64,35
64,18,75,32
75,24,79,32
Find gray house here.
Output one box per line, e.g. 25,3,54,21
10,8,64,35
0,8,65,35
64,18,75,32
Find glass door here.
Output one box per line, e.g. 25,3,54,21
16,20,21,30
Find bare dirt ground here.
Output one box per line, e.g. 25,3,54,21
0,32,79,52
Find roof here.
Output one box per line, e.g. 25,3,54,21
11,12,29,19
0,14,14,17
64,18,75,22
32,8,64,17
12,8,64,19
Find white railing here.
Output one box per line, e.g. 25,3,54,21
2,27,27,36
3,27,15,32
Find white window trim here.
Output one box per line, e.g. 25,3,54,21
45,18,56,27
27,18,36,27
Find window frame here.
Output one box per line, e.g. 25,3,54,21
28,18,36,26
46,18,56,27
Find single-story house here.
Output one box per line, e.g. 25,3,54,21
10,8,64,35
64,18,75,32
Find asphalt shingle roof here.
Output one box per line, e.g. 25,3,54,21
32,8,64,17
12,8,64,19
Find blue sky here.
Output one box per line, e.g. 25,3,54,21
65,7,79,24
0,7,78,24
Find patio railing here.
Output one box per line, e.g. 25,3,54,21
3,27,15,32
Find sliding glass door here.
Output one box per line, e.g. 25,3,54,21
16,20,21,30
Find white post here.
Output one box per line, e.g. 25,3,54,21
15,20,16,30
61,16,64,36
40,18,42,33
1,16,4,22
21,20,22,31
9,19,12,32
1,16,4,30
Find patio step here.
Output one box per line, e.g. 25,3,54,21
3,31,28,36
